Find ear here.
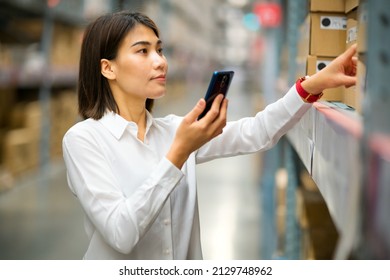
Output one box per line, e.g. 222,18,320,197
101,59,116,80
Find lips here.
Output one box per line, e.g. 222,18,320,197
152,74,166,80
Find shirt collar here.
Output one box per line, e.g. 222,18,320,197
98,110,155,140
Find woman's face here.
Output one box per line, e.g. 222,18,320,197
106,24,168,103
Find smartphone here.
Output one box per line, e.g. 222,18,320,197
197,70,234,120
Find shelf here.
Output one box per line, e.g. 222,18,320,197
0,0,86,26
0,66,78,89
279,0,390,260
287,100,363,259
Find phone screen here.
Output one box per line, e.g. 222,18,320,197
197,70,234,120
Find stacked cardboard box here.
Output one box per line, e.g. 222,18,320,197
297,0,347,101
3,128,38,177
51,23,83,67
297,0,365,111
3,101,42,177
1,20,83,69
50,91,78,158
0,16,82,187
296,171,339,259
343,0,366,112
0,90,78,185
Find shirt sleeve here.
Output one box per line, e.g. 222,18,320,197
62,128,183,254
196,84,312,163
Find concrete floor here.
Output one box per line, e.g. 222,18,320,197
0,73,264,260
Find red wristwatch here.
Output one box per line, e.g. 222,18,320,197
295,76,323,103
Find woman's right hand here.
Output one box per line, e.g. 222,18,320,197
166,94,228,169
301,43,358,95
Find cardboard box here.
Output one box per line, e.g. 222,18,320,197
49,90,78,159
345,0,359,13
297,16,310,59
343,10,359,109
309,12,347,57
297,182,339,259
7,19,43,41
307,228,338,259
310,0,345,13
346,18,358,50
24,101,42,133
9,101,42,136
307,55,343,101
3,128,39,176
0,88,16,127
343,54,366,112
296,16,311,79
296,187,308,229
355,54,366,112
0,128,5,164
357,3,367,53
342,85,356,109
51,23,83,67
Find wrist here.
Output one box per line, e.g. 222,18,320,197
296,76,323,103
166,144,190,169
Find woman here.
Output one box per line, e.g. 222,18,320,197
63,11,357,259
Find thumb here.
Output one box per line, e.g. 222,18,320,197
185,99,206,122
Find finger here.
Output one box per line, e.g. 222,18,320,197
216,98,228,132
342,43,357,60
218,98,228,122
185,98,206,122
207,98,228,136
202,94,224,122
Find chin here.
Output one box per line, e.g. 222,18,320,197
152,91,166,99
154,94,165,100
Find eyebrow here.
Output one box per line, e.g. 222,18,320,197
131,39,162,48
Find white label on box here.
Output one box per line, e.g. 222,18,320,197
347,26,358,43
316,60,331,72
320,16,347,30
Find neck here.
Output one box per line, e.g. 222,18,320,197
120,105,146,124
114,94,148,141
121,105,147,141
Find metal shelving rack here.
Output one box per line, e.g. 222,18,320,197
263,0,390,259
1,0,83,186
358,0,390,259
0,0,141,176
259,0,308,260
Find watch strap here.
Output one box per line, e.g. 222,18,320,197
295,76,323,103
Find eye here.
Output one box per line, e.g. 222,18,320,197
158,48,164,55
137,48,148,54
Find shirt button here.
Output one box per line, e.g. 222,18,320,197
164,219,171,226
164,249,171,255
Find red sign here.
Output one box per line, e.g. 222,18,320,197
253,2,282,28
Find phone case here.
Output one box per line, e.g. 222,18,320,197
198,70,234,120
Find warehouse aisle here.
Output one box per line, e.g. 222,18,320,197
0,72,264,260
0,161,88,259
196,78,263,260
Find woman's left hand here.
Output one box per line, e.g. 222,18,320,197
166,94,228,169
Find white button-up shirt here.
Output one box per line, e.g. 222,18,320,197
62,86,310,259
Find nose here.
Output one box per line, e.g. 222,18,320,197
152,51,167,70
